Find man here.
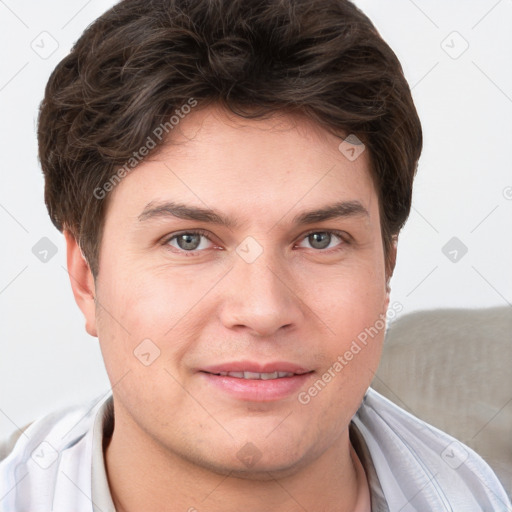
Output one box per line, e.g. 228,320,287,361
1,0,510,510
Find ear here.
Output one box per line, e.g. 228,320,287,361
64,230,98,337
384,235,398,305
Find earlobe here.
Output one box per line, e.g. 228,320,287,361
64,230,98,337
384,235,398,304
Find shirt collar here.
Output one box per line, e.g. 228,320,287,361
349,420,389,512
91,395,116,512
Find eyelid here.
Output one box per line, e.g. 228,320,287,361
296,229,350,251
300,228,351,242
161,228,351,254
161,228,216,248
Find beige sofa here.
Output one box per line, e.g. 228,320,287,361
372,306,512,499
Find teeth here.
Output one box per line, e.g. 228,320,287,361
216,371,295,379
244,371,264,379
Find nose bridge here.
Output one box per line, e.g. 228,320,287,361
239,243,285,296
219,236,302,336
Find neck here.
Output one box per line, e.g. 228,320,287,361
105,410,362,512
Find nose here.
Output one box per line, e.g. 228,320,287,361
218,243,305,338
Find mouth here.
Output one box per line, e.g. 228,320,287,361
198,362,314,401
204,371,306,380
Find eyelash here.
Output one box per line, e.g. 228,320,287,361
161,229,350,256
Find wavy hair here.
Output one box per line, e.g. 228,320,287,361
38,0,422,276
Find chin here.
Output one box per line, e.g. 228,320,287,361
205,434,315,478
203,452,311,481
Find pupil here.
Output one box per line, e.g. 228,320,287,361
176,233,331,251
310,232,330,249
178,233,200,250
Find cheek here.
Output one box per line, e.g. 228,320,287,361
95,264,217,374
93,271,198,417
308,259,387,382
97,259,196,329
307,257,387,327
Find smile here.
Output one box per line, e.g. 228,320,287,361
199,363,314,401
207,371,296,380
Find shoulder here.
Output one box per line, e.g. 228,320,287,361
0,424,31,462
0,401,88,463
0,395,109,511
353,388,512,511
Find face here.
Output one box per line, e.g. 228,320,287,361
83,105,391,477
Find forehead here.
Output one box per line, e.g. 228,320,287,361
105,105,377,226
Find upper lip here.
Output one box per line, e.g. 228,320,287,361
200,361,312,375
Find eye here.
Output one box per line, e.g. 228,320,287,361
164,230,214,253
297,230,347,251
162,229,349,256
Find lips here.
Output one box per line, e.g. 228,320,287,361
211,371,295,380
199,361,314,401
201,361,311,376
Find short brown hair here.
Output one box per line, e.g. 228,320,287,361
38,0,422,277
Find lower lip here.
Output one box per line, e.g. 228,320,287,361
199,372,314,402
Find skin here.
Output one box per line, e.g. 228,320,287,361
66,105,395,512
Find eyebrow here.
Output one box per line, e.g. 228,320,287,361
137,200,369,228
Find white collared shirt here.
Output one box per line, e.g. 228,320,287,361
1,388,510,511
